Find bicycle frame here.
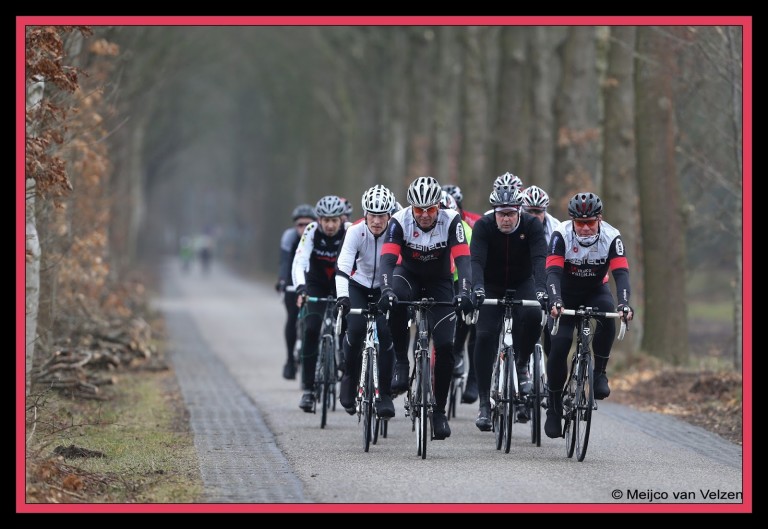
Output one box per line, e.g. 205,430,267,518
399,298,455,460
483,293,543,453
307,295,338,429
345,301,385,452
552,305,626,461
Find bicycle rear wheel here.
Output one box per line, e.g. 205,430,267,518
447,376,458,419
575,354,594,462
320,335,334,429
503,356,514,454
530,343,543,446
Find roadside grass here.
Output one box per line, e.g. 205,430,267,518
25,367,203,504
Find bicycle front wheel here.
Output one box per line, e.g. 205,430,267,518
564,359,579,458
575,353,594,462
420,351,430,459
530,343,543,446
320,335,334,429
362,355,373,452
503,356,514,454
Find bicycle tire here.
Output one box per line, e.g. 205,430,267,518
448,376,458,419
530,343,543,446
420,350,430,459
576,353,594,462
373,417,380,444
320,335,334,429
503,354,514,454
362,351,373,452
493,353,505,451
382,418,388,438
564,355,579,458
414,363,422,456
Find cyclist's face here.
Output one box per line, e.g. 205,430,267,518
365,212,390,235
524,207,546,223
494,208,519,234
294,217,314,236
411,204,439,230
572,216,600,236
319,216,342,237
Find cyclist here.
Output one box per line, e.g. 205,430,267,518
440,190,479,404
335,185,398,418
276,204,317,380
378,176,474,441
544,192,634,438
470,186,548,431
442,183,483,228
521,185,561,360
292,195,348,412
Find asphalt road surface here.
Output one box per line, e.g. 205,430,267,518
153,259,747,512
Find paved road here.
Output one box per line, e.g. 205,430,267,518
153,260,747,511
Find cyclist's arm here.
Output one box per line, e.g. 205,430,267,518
469,217,489,291
545,230,566,305
527,215,548,293
291,221,317,287
278,228,298,282
608,236,631,306
379,218,404,290
335,225,362,299
448,214,472,293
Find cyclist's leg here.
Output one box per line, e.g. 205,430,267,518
283,291,299,379
389,270,415,393
340,285,367,411
589,286,617,399
298,284,324,410
473,304,503,430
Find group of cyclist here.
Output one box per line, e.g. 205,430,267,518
278,172,633,442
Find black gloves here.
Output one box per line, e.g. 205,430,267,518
472,287,486,310
617,304,634,322
536,291,548,311
275,279,286,293
295,284,307,298
378,288,398,314
453,291,474,319
335,296,351,318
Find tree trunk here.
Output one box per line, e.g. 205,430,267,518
635,26,689,364
602,26,642,353
493,27,529,176
552,27,600,216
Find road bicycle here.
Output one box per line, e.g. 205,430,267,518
399,298,456,459
551,304,628,461
305,295,339,429
483,291,544,453
338,299,389,452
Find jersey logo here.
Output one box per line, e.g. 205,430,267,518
456,223,465,243
615,239,624,256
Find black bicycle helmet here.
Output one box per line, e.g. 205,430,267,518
567,192,603,218
292,204,317,222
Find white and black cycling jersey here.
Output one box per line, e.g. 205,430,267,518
546,219,631,304
335,218,387,297
291,221,346,290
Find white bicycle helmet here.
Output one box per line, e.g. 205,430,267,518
489,187,524,208
493,172,523,191
315,195,346,217
522,185,550,209
441,184,463,205
362,185,396,215
440,190,458,211
407,176,442,207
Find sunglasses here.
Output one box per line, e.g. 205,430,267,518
413,205,439,215
494,210,519,218
525,208,545,215
295,222,310,228
573,218,598,228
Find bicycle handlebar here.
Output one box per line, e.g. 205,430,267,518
480,298,546,326
551,306,627,341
